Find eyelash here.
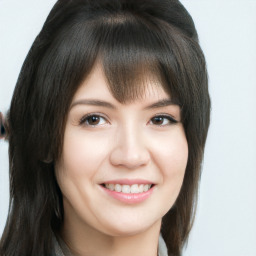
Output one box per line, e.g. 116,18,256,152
79,113,178,127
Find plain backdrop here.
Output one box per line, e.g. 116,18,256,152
0,1,256,255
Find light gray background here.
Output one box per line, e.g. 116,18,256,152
0,1,256,255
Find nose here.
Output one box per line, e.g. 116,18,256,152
109,125,150,169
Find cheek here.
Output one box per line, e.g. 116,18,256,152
150,128,188,174
165,135,188,184
54,130,111,214
58,130,109,178
150,128,188,201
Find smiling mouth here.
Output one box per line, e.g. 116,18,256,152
101,184,154,194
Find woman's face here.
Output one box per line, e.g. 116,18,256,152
55,64,188,237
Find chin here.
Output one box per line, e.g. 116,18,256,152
105,226,149,237
100,217,161,238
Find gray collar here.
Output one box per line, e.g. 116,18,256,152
53,233,168,256
158,233,168,256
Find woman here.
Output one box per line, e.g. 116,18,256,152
0,0,210,255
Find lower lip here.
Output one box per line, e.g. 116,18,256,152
100,185,154,204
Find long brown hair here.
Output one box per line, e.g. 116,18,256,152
0,0,210,255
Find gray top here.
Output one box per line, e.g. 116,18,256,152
53,234,168,256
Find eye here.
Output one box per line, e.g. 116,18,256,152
79,114,108,126
149,115,178,126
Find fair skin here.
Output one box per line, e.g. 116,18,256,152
55,64,188,256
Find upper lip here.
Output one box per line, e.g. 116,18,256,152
101,179,155,185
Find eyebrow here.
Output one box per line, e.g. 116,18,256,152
70,98,180,110
70,99,116,110
144,99,180,109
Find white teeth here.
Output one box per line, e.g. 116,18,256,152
104,183,152,193
131,184,139,193
108,184,115,191
122,185,131,193
143,184,150,192
115,184,122,192
138,184,144,193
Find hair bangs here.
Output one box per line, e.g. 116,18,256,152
92,14,182,104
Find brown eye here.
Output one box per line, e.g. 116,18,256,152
80,115,108,126
150,115,177,126
87,116,101,125
151,116,165,125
